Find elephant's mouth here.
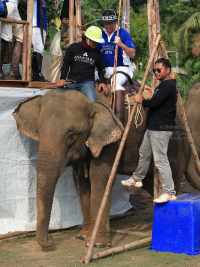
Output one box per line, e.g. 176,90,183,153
67,144,88,166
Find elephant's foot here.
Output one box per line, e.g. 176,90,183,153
84,234,111,248
36,234,53,248
76,227,89,241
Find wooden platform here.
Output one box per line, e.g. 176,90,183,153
28,81,57,89
0,80,57,89
0,80,29,88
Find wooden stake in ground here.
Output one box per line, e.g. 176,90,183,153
84,34,161,265
147,0,162,198
80,237,152,263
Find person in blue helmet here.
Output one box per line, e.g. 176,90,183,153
95,9,136,121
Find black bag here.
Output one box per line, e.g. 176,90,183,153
0,2,8,18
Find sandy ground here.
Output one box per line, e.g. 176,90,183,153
0,177,200,267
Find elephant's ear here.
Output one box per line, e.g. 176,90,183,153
87,101,124,158
12,95,42,141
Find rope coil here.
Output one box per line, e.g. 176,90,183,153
125,93,143,128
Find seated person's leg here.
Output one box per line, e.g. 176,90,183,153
114,72,127,121
80,82,96,102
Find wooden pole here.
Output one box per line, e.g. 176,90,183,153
112,0,123,111
147,0,163,198
0,18,29,24
122,0,130,33
75,0,82,42
110,229,152,237
84,34,161,265
69,0,75,45
22,24,28,80
27,0,33,82
159,42,200,173
125,0,130,33
80,237,152,263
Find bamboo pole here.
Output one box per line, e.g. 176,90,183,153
159,42,200,172
112,0,123,112
69,0,75,45
22,24,28,80
0,18,29,24
27,0,33,81
80,237,152,263
110,229,152,237
75,0,82,42
0,229,58,242
84,34,161,265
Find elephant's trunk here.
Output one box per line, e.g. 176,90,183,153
36,145,62,248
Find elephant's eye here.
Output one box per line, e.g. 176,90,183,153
66,132,76,142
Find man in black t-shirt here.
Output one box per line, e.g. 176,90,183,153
57,26,108,101
121,58,177,203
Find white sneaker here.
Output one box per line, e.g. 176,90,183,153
121,177,143,187
153,193,177,203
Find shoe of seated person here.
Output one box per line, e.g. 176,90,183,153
153,193,177,203
121,177,143,187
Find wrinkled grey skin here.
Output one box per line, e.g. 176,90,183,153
12,82,200,249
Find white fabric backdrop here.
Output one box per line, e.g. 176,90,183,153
0,87,132,234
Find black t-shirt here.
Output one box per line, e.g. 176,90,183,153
142,79,177,131
60,43,106,84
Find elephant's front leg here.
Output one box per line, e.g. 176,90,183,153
73,164,91,241
86,146,116,248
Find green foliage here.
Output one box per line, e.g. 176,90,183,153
130,0,146,14
130,5,149,66
177,57,200,98
168,0,200,53
81,0,118,23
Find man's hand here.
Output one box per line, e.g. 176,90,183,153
98,83,108,95
114,36,122,47
134,94,143,104
57,79,66,87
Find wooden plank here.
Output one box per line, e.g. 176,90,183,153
0,80,29,88
28,81,57,89
27,0,33,82
0,18,29,24
22,24,28,81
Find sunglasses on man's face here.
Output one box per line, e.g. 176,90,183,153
153,68,161,73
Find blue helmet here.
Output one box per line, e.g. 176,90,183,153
0,2,7,18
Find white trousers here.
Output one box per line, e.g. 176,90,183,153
1,2,23,43
95,66,134,91
32,27,46,55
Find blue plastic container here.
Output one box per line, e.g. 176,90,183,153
150,194,200,255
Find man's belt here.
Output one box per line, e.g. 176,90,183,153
117,65,130,67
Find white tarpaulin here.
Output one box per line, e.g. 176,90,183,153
0,87,132,234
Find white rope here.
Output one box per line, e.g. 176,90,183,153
134,104,143,128
125,94,143,128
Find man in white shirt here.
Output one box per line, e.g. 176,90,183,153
0,0,23,80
